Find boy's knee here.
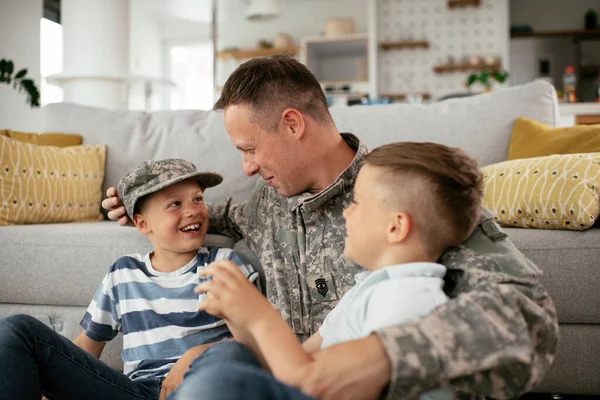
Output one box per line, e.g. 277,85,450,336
0,314,41,342
192,340,259,368
176,363,260,400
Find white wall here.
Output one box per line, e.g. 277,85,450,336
218,0,368,49
129,0,165,110
510,0,600,101
216,0,368,86
0,0,43,131
377,0,509,100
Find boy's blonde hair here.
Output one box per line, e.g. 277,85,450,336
363,142,483,258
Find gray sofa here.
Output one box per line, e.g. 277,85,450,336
1,80,598,396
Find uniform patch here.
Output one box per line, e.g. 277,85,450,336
308,273,338,303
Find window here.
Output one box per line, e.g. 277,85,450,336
169,42,214,110
40,18,63,106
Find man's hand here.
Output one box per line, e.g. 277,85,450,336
293,334,391,400
101,187,133,226
196,260,275,330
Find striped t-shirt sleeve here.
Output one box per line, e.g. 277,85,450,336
80,264,121,342
214,248,260,291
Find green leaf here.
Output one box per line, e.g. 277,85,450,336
0,59,6,76
466,74,477,87
6,60,14,76
14,68,27,79
480,70,490,85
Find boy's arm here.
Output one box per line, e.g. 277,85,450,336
197,260,315,385
301,332,323,355
72,330,106,359
248,306,314,383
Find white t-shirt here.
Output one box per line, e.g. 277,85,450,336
319,262,448,349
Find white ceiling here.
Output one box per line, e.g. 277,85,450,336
138,0,338,24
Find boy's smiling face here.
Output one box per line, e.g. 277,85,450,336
133,179,209,256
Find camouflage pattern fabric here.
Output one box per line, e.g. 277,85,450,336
118,158,222,219
208,133,559,399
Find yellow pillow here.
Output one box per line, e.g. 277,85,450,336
0,129,82,147
481,153,600,230
0,136,106,225
508,118,600,160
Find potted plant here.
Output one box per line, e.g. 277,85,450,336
0,58,41,107
466,68,510,93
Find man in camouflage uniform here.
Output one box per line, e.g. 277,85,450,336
105,56,558,399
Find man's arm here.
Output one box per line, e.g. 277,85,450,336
207,180,266,241
377,267,558,399
72,331,106,359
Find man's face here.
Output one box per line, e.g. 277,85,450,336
342,164,390,270
223,104,308,197
135,179,209,255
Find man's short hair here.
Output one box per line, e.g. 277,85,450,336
363,142,484,257
214,55,333,131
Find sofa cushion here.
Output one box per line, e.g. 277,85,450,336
0,129,82,146
503,227,600,324
330,80,558,167
508,117,600,160
40,81,558,207
0,221,236,307
481,153,600,230
0,136,106,225
41,104,258,205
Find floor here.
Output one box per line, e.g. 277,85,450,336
521,394,600,400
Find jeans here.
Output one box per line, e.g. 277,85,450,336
173,361,316,400
0,314,259,400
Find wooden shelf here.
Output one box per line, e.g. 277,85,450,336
510,29,600,40
380,41,429,50
218,46,299,60
580,65,600,78
380,92,431,101
448,0,480,9
433,63,500,73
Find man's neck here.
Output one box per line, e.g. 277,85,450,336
306,130,357,194
150,248,199,273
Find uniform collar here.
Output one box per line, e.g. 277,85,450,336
287,133,367,212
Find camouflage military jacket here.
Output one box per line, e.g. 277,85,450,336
210,133,559,399
211,133,366,335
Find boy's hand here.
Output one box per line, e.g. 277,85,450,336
101,187,133,226
159,355,189,400
159,343,212,400
196,260,273,330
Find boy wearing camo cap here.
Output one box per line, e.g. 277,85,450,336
83,158,261,399
0,159,260,400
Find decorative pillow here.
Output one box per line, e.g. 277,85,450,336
481,153,600,230
508,118,600,160
0,136,106,225
0,129,82,147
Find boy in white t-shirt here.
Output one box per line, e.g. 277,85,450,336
181,142,483,400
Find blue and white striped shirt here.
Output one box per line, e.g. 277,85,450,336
80,247,258,380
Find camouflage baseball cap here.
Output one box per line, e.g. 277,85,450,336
117,159,223,219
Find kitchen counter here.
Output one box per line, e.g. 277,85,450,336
558,103,600,126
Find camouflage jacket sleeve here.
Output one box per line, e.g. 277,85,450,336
207,180,266,242
376,216,559,399
207,197,247,242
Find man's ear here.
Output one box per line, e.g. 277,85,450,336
133,213,151,234
388,211,411,244
280,108,305,139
